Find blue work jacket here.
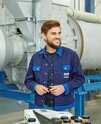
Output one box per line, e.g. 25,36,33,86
24,46,85,110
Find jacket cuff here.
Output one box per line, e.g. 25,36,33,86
26,82,38,92
62,83,69,95
31,83,38,92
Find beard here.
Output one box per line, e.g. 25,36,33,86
46,38,61,49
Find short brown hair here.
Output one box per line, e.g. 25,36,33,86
41,20,60,34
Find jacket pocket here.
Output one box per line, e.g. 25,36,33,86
33,66,41,71
63,65,71,71
63,64,71,80
32,66,42,83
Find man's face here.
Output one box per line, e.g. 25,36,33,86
42,27,62,49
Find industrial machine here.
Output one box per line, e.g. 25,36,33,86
24,109,73,124
0,0,101,116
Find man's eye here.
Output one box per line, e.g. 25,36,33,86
59,32,61,35
51,32,56,35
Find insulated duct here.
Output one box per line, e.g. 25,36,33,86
67,7,101,24
4,0,34,41
67,9,101,69
0,28,27,70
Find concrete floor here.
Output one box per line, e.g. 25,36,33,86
0,111,24,124
85,95,101,124
0,96,101,124
0,98,28,114
0,98,28,124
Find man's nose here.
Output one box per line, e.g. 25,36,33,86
56,34,60,38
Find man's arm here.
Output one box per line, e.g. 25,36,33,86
63,52,85,93
49,52,84,96
24,56,49,95
24,56,38,92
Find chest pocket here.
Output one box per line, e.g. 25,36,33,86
63,65,71,79
33,66,41,71
33,66,42,82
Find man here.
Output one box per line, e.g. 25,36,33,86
24,20,85,111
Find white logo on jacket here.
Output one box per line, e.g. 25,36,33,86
64,72,69,78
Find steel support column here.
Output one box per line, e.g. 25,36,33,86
85,0,95,13
75,87,86,116
0,71,6,83
75,75,101,117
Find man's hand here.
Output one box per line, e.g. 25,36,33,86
49,85,65,96
35,85,49,96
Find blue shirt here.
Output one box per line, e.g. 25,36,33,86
24,46,85,110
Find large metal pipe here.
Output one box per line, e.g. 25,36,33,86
67,7,101,24
0,28,27,70
67,13,101,69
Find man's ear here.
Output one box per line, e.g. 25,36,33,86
42,33,46,41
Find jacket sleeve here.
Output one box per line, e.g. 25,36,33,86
24,56,38,92
64,52,85,92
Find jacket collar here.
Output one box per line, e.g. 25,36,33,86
39,46,62,56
